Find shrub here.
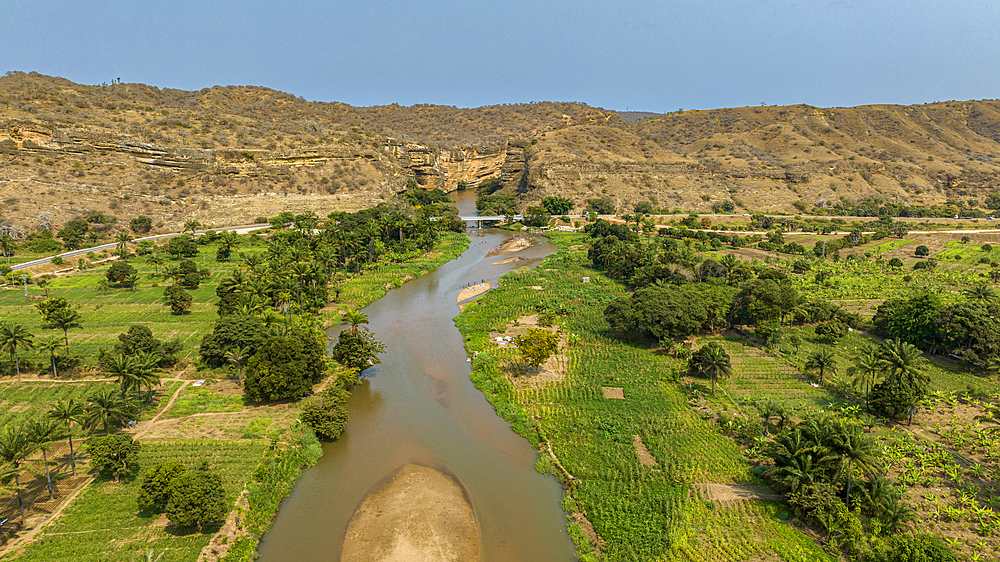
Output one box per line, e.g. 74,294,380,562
299,387,350,440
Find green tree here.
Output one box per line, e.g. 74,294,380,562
183,220,202,235
914,245,929,257
687,342,733,395
300,386,350,440
515,328,559,369
165,461,227,530
137,461,187,512
541,196,574,215
805,348,838,382
0,322,35,381
245,328,329,401
331,329,386,374
86,433,141,481
106,261,137,286
85,388,134,435
26,417,59,500
164,284,193,314
199,314,267,368
41,307,83,349
0,424,38,522
48,399,85,474
38,336,65,378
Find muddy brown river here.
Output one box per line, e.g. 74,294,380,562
256,191,576,561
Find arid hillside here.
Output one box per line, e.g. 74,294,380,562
514,102,1000,215
2,71,999,235
0,72,615,232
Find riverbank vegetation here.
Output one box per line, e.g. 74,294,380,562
0,190,469,561
457,220,1000,561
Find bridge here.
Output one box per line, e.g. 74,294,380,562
443,214,588,227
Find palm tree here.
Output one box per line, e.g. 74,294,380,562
105,354,140,399
38,336,65,378
216,230,241,261
964,283,996,304
277,291,293,328
0,323,35,381
0,461,22,496
876,339,930,389
49,399,85,474
183,219,202,235
848,344,881,411
805,348,838,382
42,307,83,350
876,339,930,424
125,270,140,292
26,418,59,500
343,310,369,334
687,342,733,395
0,424,38,522
826,422,883,509
225,345,251,387
146,253,165,275
0,234,15,266
86,388,131,435
115,231,134,256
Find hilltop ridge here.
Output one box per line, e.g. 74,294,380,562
1,72,999,234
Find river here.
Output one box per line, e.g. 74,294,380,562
256,190,576,561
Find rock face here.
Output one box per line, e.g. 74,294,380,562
382,141,508,192
340,464,480,562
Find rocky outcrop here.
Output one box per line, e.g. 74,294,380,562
382,140,508,192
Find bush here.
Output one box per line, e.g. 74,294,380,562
861,533,957,562
130,215,153,234
299,387,350,440
887,257,903,268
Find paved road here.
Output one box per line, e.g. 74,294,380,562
11,224,270,271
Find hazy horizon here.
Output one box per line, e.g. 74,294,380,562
3,0,998,112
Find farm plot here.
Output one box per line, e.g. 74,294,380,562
0,380,115,427
458,232,833,561
14,439,269,562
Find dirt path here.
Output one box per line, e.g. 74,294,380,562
135,380,190,439
694,483,783,503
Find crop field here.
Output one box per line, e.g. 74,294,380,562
0,380,116,427
457,231,834,561
0,241,248,368
15,439,269,562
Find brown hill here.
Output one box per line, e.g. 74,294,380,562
1,72,999,235
515,102,1000,214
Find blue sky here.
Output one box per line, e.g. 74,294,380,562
3,0,998,111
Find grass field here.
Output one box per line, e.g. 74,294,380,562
14,440,270,562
